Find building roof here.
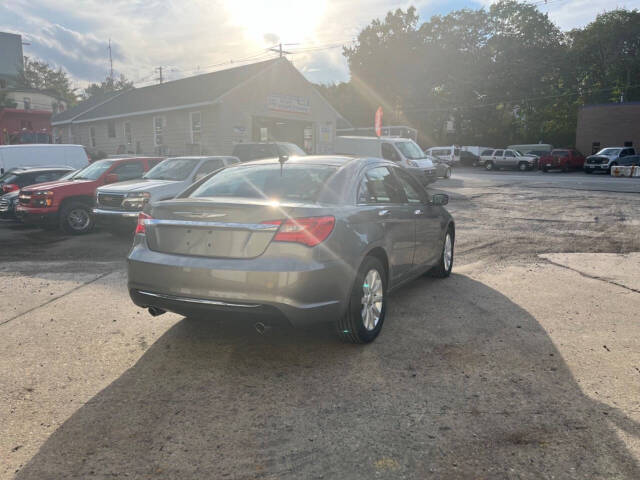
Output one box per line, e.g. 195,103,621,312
53,58,281,125
52,90,122,124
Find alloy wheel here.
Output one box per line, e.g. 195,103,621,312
68,208,91,231
361,269,383,331
443,233,453,272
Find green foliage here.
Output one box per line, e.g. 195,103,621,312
18,57,77,105
324,1,640,148
83,74,134,100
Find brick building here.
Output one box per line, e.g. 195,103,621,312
576,102,640,155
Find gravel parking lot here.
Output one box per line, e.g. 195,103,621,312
1,169,639,479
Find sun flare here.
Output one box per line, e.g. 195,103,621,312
224,0,327,45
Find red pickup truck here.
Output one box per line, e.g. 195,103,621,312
16,156,162,234
540,149,585,172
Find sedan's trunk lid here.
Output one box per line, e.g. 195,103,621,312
145,198,328,259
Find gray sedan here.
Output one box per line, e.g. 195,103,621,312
128,156,455,343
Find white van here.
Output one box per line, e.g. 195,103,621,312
334,136,437,184
0,144,89,175
424,146,461,164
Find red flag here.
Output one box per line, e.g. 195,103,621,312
374,107,383,137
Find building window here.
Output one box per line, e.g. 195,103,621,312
23,97,31,110
190,111,201,144
124,121,132,145
153,116,165,146
90,127,96,148
107,120,116,138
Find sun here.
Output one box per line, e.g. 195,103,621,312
224,0,327,45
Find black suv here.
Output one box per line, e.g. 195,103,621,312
0,166,74,219
231,142,306,162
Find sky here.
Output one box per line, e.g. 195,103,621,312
1,0,638,91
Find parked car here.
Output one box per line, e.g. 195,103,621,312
584,147,637,174
477,149,497,166
16,157,162,234
128,156,455,344
0,144,89,174
483,149,537,171
430,155,453,178
231,142,306,162
94,156,239,232
335,136,437,185
0,166,75,194
459,150,480,167
540,149,585,172
0,167,75,219
424,146,461,164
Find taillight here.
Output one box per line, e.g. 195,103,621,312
2,184,18,193
135,212,152,234
263,216,335,247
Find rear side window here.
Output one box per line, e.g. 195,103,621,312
493,150,503,156
357,166,406,204
481,150,493,156
190,164,337,203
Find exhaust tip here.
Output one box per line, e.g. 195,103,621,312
148,306,166,317
255,322,271,335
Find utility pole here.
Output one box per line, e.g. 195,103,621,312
108,38,113,81
268,43,292,58
156,66,163,84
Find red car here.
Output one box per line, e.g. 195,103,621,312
16,156,162,234
540,149,585,172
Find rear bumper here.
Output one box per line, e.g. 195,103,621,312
127,239,352,327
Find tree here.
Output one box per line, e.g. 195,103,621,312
18,57,77,105
569,9,640,104
83,74,134,100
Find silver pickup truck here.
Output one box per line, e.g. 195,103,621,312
93,156,238,232
483,149,538,171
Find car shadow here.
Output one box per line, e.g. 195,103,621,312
15,274,640,479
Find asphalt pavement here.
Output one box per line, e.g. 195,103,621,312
1,168,639,479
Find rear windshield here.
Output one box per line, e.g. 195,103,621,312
71,160,114,180
190,164,338,203
144,158,200,181
553,150,569,156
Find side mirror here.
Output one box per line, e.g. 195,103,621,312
104,173,119,184
432,193,448,206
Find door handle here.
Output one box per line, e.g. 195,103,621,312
414,209,424,216
378,209,391,217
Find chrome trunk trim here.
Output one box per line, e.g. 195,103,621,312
145,219,279,231
136,290,262,308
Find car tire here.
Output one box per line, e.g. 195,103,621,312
59,202,94,235
584,169,592,174
430,228,454,278
542,166,549,173
518,162,528,171
485,161,494,171
337,256,386,344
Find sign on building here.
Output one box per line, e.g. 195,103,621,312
267,94,311,115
